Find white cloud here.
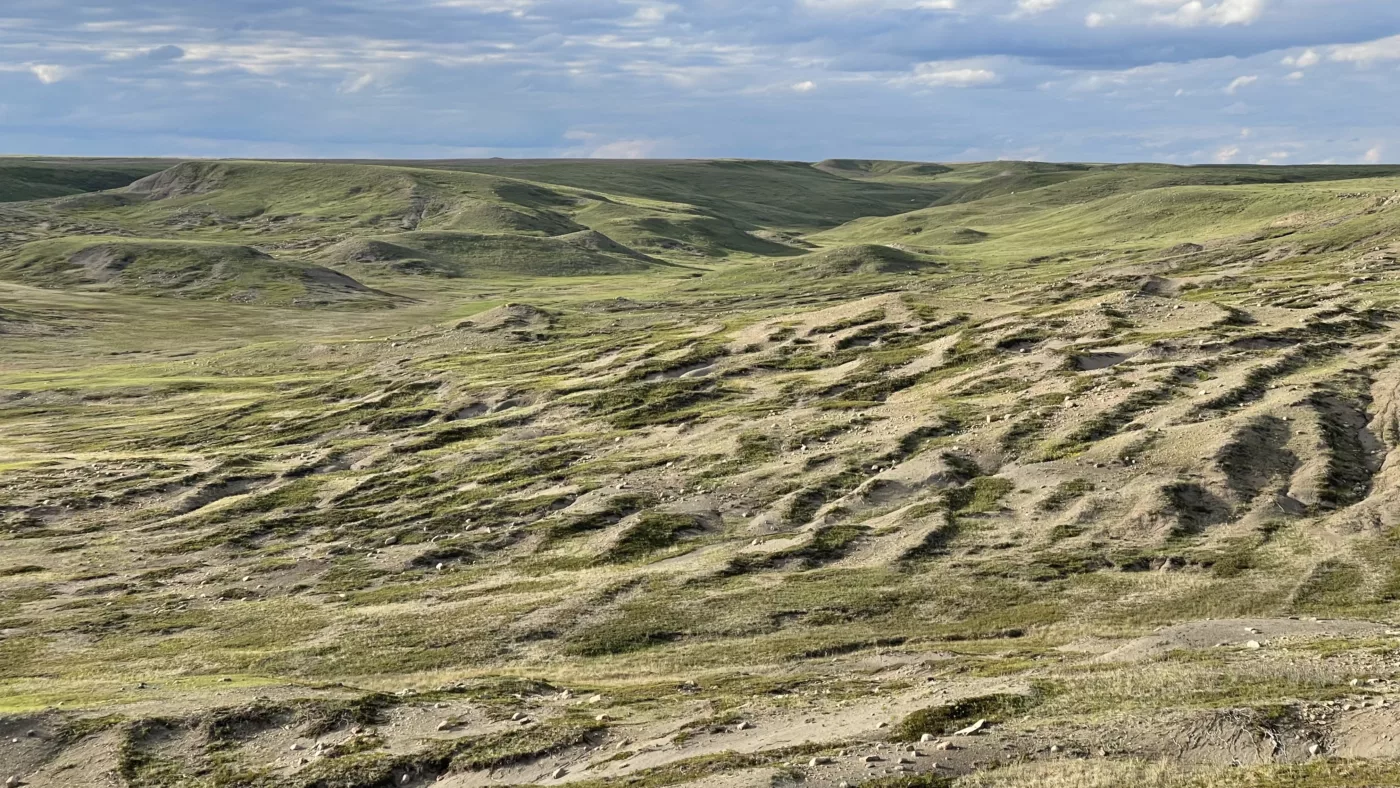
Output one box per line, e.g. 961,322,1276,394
792,80,816,92
1085,11,1113,27
1331,35,1400,65
29,64,73,84
799,0,956,9
1225,74,1257,94
1366,145,1385,164
589,138,661,158
902,63,1000,87
1285,70,1304,80
340,73,377,93
1281,48,1319,68
1016,0,1060,13
1239,127,1251,138
1151,0,1265,27
1214,144,1240,163
629,4,677,26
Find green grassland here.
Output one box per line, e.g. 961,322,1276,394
4,157,1400,787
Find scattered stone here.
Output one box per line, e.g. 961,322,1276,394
1309,743,1322,756
736,721,753,730
863,755,883,763
290,743,304,751
436,721,454,731
1246,640,1261,650
920,733,935,743
808,757,830,767
1049,745,1061,753
551,767,568,779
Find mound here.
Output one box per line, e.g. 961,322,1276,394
784,244,939,275
319,238,462,278
816,159,954,178
327,230,659,278
0,237,397,307
456,303,554,332
437,202,584,236
125,161,230,199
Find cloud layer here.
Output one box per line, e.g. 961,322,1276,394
1,0,1397,162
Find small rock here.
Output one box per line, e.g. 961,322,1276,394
401,775,411,785
551,767,567,779
920,733,935,743
436,721,454,731
808,757,829,767
1049,745,1061,753
1309,743,1322,756
863,755,883,763
1246,640,1261,650
736,721,753,731
290,743,304,751
511,712,525,721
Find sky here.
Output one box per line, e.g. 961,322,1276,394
0,0,1397,163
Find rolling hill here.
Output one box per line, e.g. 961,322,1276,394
5,158,1400,788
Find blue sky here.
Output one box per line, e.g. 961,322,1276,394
1,0,1398,162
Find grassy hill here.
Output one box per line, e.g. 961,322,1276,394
0,157,176,202
0,236,398,306
5,158,1400,788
